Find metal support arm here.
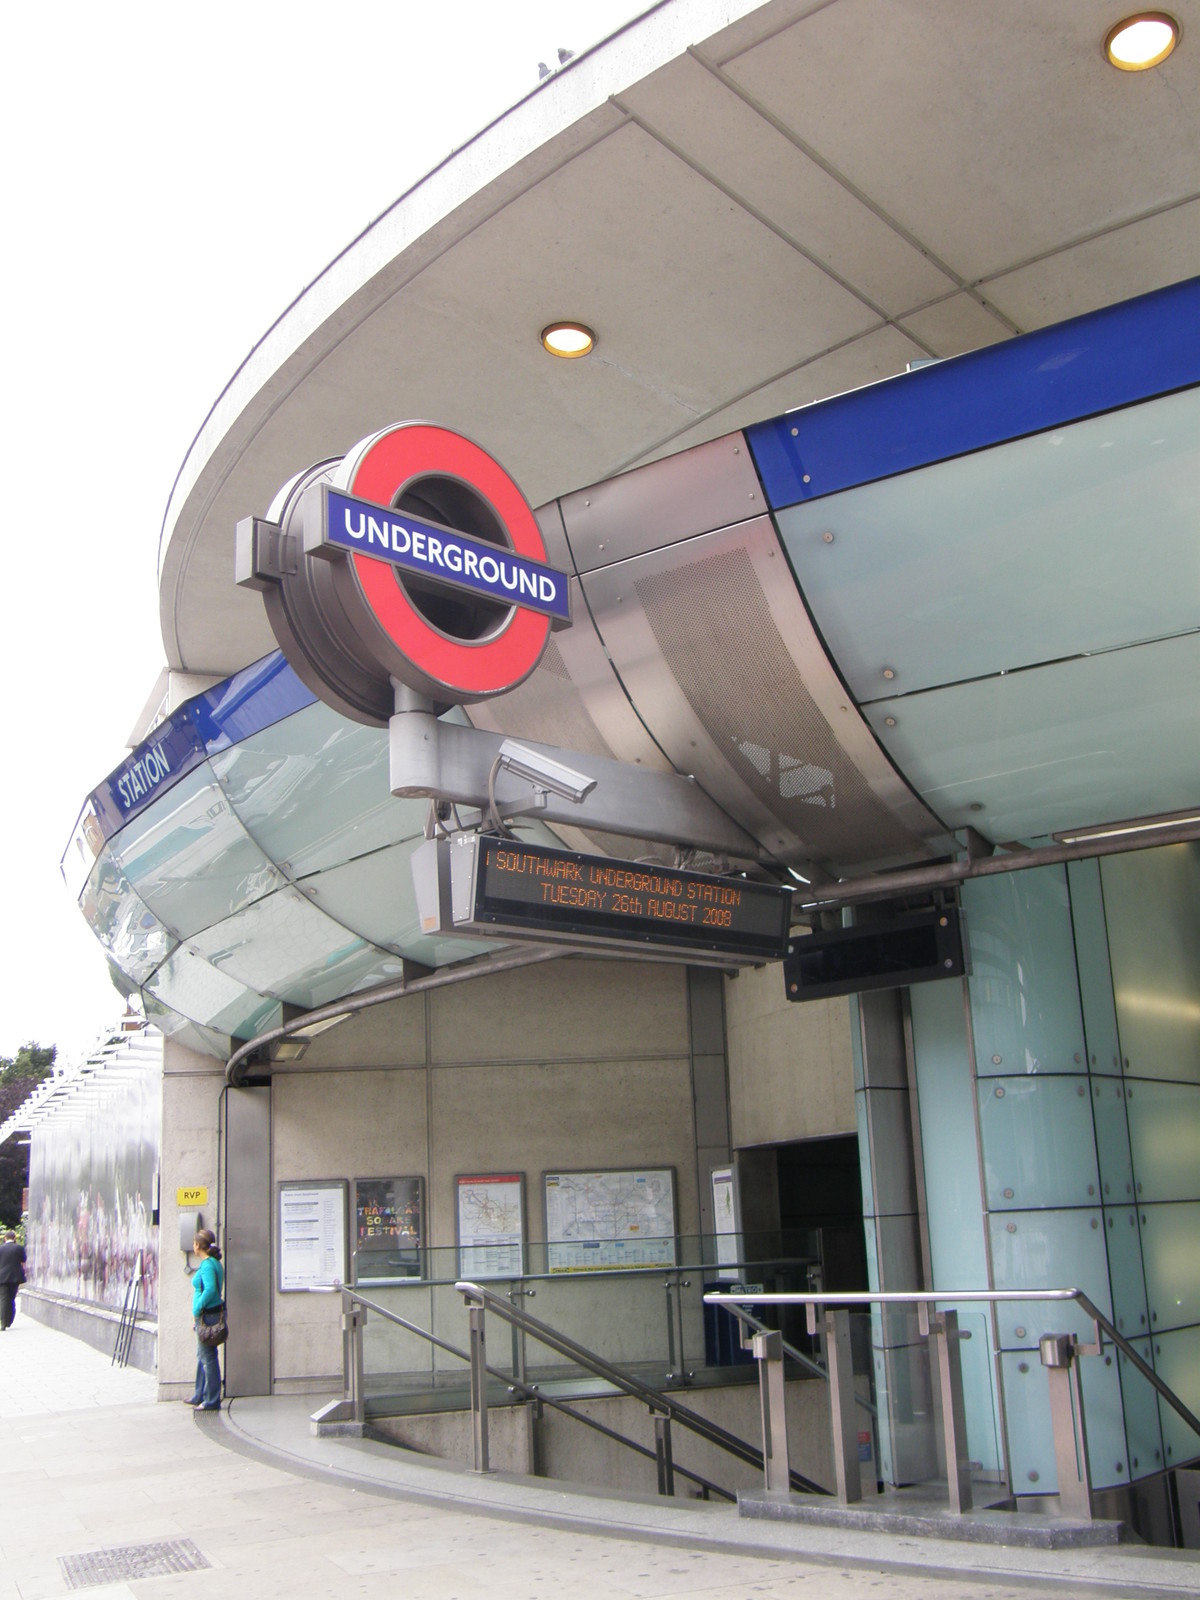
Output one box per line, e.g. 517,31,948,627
391,706,761,861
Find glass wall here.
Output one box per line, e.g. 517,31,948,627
905,845,1200,1498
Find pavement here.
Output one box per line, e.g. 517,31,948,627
4,1312,1200,1599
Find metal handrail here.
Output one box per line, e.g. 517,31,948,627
330,1286,734,1501
111,1251,143,1368
728,1300,878,1419
705,1286,1200,1442
457,1279,828,1496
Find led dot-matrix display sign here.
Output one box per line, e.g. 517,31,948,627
470,837,790,961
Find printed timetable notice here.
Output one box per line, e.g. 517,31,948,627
279,1182,346,1291
472,839,789,960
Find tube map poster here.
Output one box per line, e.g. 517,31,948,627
543,1169,676,1272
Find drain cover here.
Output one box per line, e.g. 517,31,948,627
60,1538,211,1589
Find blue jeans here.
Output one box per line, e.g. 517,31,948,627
194,1327,221,1406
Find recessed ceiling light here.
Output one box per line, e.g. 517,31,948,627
541,322,595,358
1105,12,1180,70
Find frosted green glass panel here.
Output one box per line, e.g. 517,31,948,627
209,701,415,879
1139,1201,1200,1333
964,869,1085,1076
140,996,230,1060
1091,1080,1134,1205
1078,1350,1134,1487
1103,1207,1150,1340
109,763,285,937
1127,1081,1200,1203
82,853,177,984
978,1076,1099,1210
989,1208,1110,1347
909,980,988,1289
301,841,499,969
1066,859,1122,1076
1152,1326,1200,1467
1102,843,1200,1085
1002,1345,1136,1492
855,1091,874,1216
778,390,1200,701
144,945,280,1040
1000,1352,1056,1492
953,1310,1002,1478
188,887,404,1010
1117,1338,1165,1480
864,632,1200,841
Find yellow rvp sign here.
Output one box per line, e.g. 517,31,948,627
177,1186,208,1207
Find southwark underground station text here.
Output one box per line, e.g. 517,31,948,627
472,839,790,960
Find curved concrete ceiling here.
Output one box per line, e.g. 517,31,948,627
159,0,1200,679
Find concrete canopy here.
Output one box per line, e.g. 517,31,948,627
159,0,1200,679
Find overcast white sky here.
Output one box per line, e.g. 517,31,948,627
0,1,645,1063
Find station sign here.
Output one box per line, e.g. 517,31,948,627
414,834,790,964
310,485,571,623
240,421,571,716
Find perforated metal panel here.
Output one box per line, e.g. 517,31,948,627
474,447,950,874
583,519,951,873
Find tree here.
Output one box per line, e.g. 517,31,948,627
0,1042,55,1227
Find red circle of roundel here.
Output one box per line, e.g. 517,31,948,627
347,425,551,698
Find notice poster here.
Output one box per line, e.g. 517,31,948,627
279,1182,346,1292
353,1177,422,1280
544,1169,676,1273
456,1174,524,1279
710,1165,744,1281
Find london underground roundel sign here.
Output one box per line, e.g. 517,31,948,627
238,422,572,724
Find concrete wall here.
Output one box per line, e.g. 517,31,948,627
374,1376,837,1500
159,1041,226,1399
724,963,856,1148
160,956,702,1395
22,1288,156,1373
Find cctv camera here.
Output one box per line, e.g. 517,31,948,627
496,740,597,805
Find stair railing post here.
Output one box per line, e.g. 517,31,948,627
822,1307,862,1504
1040,1333,1093,1520
925,1308,973,1513
468,1300,491,1473
653,1412,675,1496
751,1326,791,1492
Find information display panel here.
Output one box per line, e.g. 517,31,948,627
353,1176,423,1281
456,1173,524,1279
470,838,790,961
278,1180,347,1292
544,1168,676,1273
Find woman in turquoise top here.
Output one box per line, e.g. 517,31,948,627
189,1229,225,1411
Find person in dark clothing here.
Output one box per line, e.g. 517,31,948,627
0,1230,27,1330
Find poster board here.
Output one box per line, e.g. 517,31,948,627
710,1165,744,1281
543,1168,676,1273
456,1173,524,1279
278,1180,347,1292
352,1176,423,1281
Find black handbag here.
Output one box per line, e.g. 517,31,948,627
197,1303,227,1347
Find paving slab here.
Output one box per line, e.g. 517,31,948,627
4,1315,1200,1599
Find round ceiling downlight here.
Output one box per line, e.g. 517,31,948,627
1105,12,1180,69
541,322,595,358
